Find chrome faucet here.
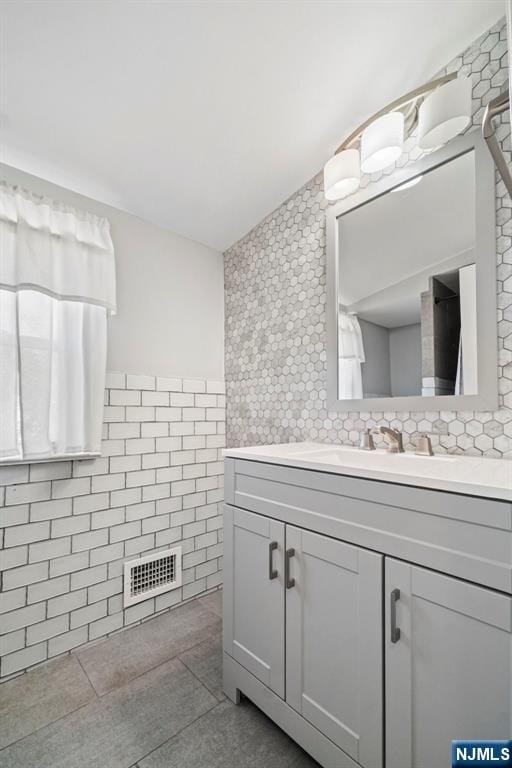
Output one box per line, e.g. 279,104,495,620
378,426,404,453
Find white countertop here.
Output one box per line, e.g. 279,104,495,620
224,442,512,501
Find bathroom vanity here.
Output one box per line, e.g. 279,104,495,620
222,443,512,768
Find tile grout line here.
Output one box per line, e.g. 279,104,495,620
0,692,310,768
0,700,92,754
178,648,225,703
74,596,222,698
133,696,225,768
90,629,222,699
0,632,219,755
74,651,100,698
125,657,221,768
0,635,313,767
131,676,310,768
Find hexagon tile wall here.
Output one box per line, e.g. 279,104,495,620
224,17,512,459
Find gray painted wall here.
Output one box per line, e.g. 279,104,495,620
359,319,391,398
0,164,225,380
389,324,422,397
359,321,421,399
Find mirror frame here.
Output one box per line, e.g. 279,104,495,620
326,131,498,413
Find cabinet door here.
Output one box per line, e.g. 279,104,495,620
223,505,285,697
386,558,512,768
286,526,383,768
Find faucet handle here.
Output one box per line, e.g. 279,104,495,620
415,433,434,456
359,429,376,451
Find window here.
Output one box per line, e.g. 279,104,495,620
0,184,116,462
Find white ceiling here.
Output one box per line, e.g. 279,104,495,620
0,1,504,251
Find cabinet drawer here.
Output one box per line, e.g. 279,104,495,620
225,458,512,593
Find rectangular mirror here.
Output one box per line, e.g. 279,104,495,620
327,132,497,412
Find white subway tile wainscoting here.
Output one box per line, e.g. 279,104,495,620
0,374,225,679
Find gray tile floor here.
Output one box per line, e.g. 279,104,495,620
0,591,318,768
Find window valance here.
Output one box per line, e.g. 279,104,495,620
0,183,116,313
0,184,116,463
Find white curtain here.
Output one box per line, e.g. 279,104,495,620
338,311,365,399
0,183,115,462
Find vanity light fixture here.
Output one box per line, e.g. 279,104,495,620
324,148,360,200
417,76,472,149
360,112,404,173
323,72,475,201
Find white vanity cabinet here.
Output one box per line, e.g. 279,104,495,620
223,456,512,768
224,509,383,767
385,559,512,768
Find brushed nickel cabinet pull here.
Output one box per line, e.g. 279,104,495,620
268,541,278,580
390,588,401,643
285,548,295,589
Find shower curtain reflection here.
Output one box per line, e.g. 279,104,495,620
338,311,365,399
